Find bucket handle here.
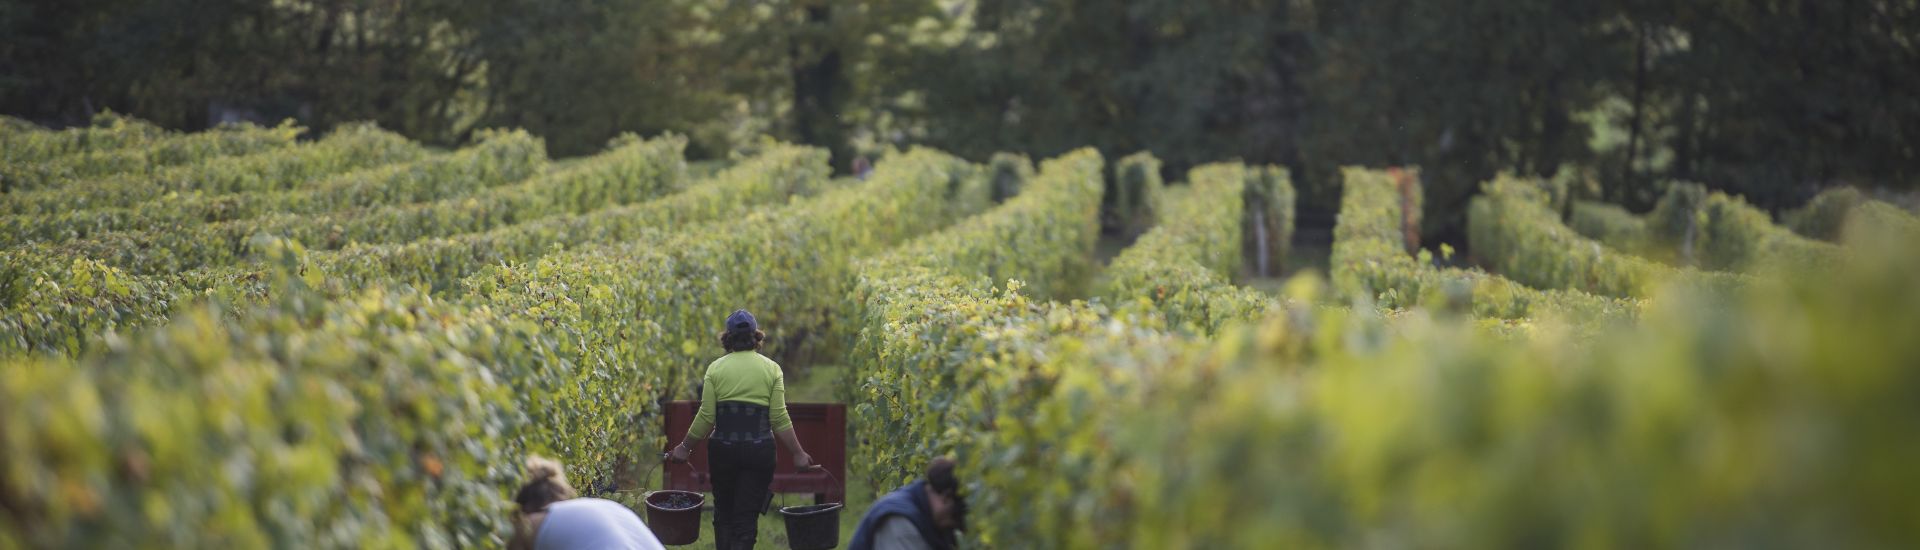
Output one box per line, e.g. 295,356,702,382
777,466,839,510
623,452,704,497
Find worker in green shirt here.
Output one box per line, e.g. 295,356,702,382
668,309,816,550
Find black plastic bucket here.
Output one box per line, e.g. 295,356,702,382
644,490,706,546
778,503,843,550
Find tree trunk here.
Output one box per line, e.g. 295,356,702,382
1673,92,1700,185
790,3,847,170
1623,24,1649,201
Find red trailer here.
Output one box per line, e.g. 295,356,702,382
661,401,846,504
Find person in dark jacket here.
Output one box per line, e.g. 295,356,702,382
848,457,966,550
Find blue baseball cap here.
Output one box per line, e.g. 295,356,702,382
726,309,757,332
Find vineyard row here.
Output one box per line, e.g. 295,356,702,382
1,114,298,191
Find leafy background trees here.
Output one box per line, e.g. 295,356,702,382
5,0,1915,242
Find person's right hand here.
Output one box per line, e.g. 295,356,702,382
793,451,818,471
667,443,692,463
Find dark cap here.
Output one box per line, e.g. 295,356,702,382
926,457,958,495
726,309,757,333
926,457,966,529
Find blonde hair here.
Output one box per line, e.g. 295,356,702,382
515,456,577,513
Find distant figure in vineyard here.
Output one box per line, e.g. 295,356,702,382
667,309,818,550
853,156,873,180
509,456,666,550
847,457,967,550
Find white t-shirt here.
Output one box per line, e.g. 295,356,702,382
535,498,666,550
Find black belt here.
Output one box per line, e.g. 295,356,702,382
713,401,772,442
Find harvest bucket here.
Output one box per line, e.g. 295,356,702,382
644,490,706,546
777,468,843,550
639,454,705,546
777,502,843,550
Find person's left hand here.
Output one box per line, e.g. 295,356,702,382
668,443,692,463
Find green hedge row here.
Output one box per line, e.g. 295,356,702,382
1844,201,1920,245
955,193,1920,547
959,233,1920,546
0,146,848,543
1567,200,1661,261
1,258,551,548
2,121,303,192
0,114,313,183
1789,187,1920,244
1106,151,1164,236
0,254,184,358
847,148,1104,489
0,114,35,132
0,123,425,216
2,130,544,258
0,140,1008,544
0,144,815,358
1695,191,1847,273
0,113,168,178
1469,176,1747,299
1098,162,1275,334
1785,187,1866,241
10,133,680,277
456,147,992,487
863,149,1103,300
1637,182,1846,274
1242,163,1295,276
238,134,683,250
303,142,830,294
1332,168,1634,322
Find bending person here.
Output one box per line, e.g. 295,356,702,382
848,457,967,550
509,456,665,550
668,309,815,550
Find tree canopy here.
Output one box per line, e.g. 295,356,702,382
5,0,1915,235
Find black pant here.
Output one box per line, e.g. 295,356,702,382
708,438,775,550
